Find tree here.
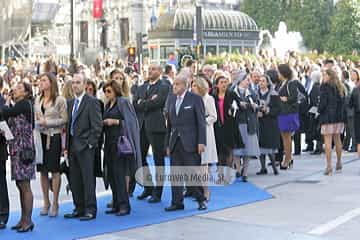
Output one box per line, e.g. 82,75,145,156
326,0,360,54
289,0,333,52
241,0,283,33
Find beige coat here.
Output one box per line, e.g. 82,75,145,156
34,95,68,135
201,94,218,165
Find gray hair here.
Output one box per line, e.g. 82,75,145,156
310,70,321,83
174,73,189,88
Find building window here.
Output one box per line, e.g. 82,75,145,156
232,46,242,54
219,46,229,54
160,46,175,60
206,45,217,56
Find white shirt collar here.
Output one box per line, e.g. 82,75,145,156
75,91,86,106
177,90,187,100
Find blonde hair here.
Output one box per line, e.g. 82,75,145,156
194,76,209,97
62,80,74,100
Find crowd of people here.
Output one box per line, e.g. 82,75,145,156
0,51,360,233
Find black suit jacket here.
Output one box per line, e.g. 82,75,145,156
133,80,169,133
66,94,103,152
166,91,206,153
0,94,7,161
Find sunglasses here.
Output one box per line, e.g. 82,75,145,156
104,89,113,94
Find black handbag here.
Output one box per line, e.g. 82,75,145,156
19,101,35,165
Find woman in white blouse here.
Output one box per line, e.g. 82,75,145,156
191,75,218,201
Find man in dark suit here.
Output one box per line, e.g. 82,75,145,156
133,64,169,203
0,77,9,229
64,73,103,221
165,74,207,211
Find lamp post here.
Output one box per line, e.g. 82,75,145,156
70,0,76,73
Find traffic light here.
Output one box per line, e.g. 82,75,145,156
128,47,136,63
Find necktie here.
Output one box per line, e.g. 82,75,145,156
175,96,182,115
70,98,80,136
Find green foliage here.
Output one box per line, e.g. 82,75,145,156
242,0,360,55
325,0,360,54
241,0,283,33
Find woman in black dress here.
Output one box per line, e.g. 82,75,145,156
212,75,237,167
102,80,131,216
35,73,67,218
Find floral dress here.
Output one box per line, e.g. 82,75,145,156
4,100,36,181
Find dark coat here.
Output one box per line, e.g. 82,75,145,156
116,97,142,177
232,87,258,135
278,80,299,115
349,87,360,114
0,94,7,161
66,94,103,152
318,83,345,125
166,91,206,153
258,91,281,149
213,90,242,151
133,80,169,133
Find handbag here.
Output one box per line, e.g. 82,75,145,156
19,101,35,165
117,123,134,158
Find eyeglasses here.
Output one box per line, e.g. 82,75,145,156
104,89,113,94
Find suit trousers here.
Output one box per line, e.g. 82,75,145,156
140,127,166,199
69,144,97,215
107,143,130,210
170,138,205,205
0,160,9,224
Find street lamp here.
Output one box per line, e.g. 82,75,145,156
70,0,76,73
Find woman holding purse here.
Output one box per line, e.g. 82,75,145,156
0,82,35,233
102,80,141,216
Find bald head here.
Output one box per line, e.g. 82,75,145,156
148,64,162,82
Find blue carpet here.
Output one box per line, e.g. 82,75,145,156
0,157,272,240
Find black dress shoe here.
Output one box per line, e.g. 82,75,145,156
0,222,6,229
137,191,152,200
293,152,301,156
116,208,130,216
79,213,96,221
256,169,268,175
310,149,322,155
302,147,314,152
148,196,161,203
242,176,248,182
198,201,207,211
106,201,113,209
165,204,185,212
105,209,118,214
64,211,82,219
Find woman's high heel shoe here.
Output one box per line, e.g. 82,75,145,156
40,205,50,216
289,160,294,169
324,167,333,176
17,223,34,233
336,163,343,173
280,161,289,170
49,205,59,218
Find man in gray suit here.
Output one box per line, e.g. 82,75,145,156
64,73,103,221
165,74,207,211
